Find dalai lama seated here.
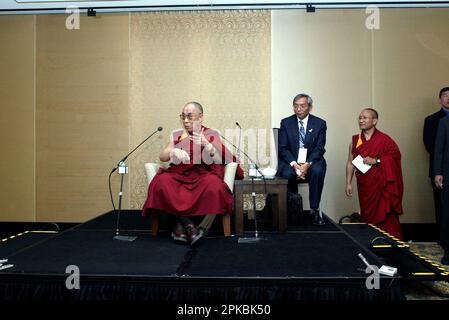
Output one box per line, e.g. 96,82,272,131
142,101,243,245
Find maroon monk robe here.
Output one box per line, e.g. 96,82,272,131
142,126,244,217
352,129,404,240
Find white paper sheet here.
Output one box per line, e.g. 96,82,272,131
352,155,371,174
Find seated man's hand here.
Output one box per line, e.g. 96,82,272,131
292,163,306,180
298,162,311,180
170,148,190,164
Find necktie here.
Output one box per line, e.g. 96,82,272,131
299,120,305,148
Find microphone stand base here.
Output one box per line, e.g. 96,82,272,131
113,235,137,242
238,236,263,244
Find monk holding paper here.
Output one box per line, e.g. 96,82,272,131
345,108,404,240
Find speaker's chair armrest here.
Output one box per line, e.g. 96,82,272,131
144,163,163,185
224,162,237,193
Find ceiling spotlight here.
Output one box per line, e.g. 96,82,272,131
306,4,316,13
87,8,96,16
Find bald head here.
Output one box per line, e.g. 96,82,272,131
362,108,378,120
184,101,203,114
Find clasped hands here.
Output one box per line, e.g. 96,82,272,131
293,162,310,180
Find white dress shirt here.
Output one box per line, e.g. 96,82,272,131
290,114,310,167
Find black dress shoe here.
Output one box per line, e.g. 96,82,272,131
311,209,325,226
442,251,449,265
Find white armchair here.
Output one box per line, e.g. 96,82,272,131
144,162,238,237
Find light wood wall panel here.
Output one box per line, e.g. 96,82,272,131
372,8,449,223
129,11,271,209
272,10,372,221
0,16,36,221
36,14,129,222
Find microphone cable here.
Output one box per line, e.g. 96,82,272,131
108,169,116,212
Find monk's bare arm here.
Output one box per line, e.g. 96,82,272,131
345,142,355,197
159,141,174,162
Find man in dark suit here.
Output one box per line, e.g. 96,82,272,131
423,87,449,244
278,93,326,225
433,116,449,265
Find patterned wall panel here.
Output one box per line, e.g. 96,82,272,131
129,10,271,209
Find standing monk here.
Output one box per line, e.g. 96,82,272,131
345,108,404,240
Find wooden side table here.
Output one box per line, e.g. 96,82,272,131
233,178,288,235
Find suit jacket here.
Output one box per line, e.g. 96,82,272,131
424,109,447,177
434,116,449,185
278,114,326,176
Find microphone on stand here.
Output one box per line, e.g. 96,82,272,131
110,126,163,174
109,126,163,242
219,132,265,180
236,122,242,163
220,124,265,244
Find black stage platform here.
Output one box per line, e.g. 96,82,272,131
0,210,405,301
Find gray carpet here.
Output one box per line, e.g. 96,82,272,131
404,242,449,300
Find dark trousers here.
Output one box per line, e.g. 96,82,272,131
285,160,326,210
440,186,449,249
430,178,443,242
